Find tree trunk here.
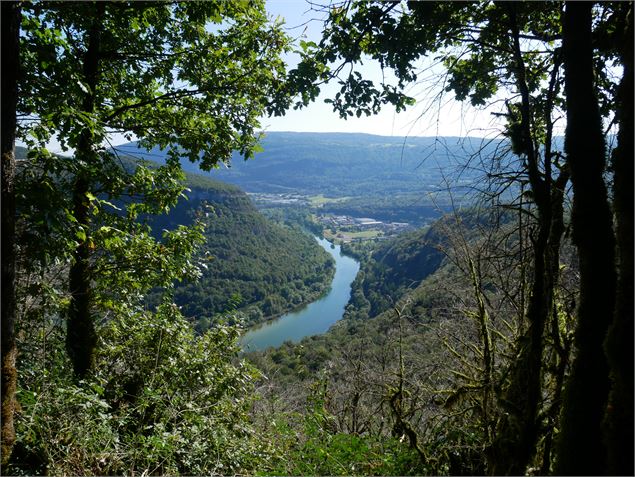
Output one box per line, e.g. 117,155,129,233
603,4,634,475
556,2,616,474
1,1,21,465
489,6,566,473
490,226,550,475
66,3,104,377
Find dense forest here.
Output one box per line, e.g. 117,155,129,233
2,1,632,476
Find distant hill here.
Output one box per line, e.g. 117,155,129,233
112,132,508,197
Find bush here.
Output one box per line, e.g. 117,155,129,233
8,302,269,476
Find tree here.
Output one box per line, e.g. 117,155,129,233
602,5,633,475
555,2,622,473
18,0,289,377
1,0,22,464
5,1,290,466
287,2,572,473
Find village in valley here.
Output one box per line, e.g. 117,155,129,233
317,214,412,243
248,192,415,243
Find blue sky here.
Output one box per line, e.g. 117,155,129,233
263,0,507,138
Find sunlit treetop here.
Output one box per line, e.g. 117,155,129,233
18,0,291,168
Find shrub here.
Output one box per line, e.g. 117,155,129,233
8,302,268,475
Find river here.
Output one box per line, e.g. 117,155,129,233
240,236,360,352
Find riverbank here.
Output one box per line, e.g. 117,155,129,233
255,265,335,324
240,237,360,352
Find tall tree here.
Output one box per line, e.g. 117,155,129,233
18,0,289,377
556,2,616,474
486,5,568,473
1,0,22,464
603,4,634,474
65,1,105,377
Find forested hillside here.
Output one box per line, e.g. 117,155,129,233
147,173,334,329
342,210,512,321
344,223,445,320
15,148,334,331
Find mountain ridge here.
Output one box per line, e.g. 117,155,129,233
112,132,504,197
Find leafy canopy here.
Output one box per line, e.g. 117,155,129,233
19,0,290,166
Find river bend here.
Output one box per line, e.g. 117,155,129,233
240,237,360,351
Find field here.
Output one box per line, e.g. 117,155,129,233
308,194,351,206
323,228,382,243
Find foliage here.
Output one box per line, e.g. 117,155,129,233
19,1,289,165
8,301,268,476
15,150,203,312
12,146,335,471
11,0,295,468
258,377,426,476
9,0,631,474
16,0,292,377
275,2,627,473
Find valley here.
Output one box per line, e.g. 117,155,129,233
144,171,336,331
8,2,629,475
12,130,617,477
